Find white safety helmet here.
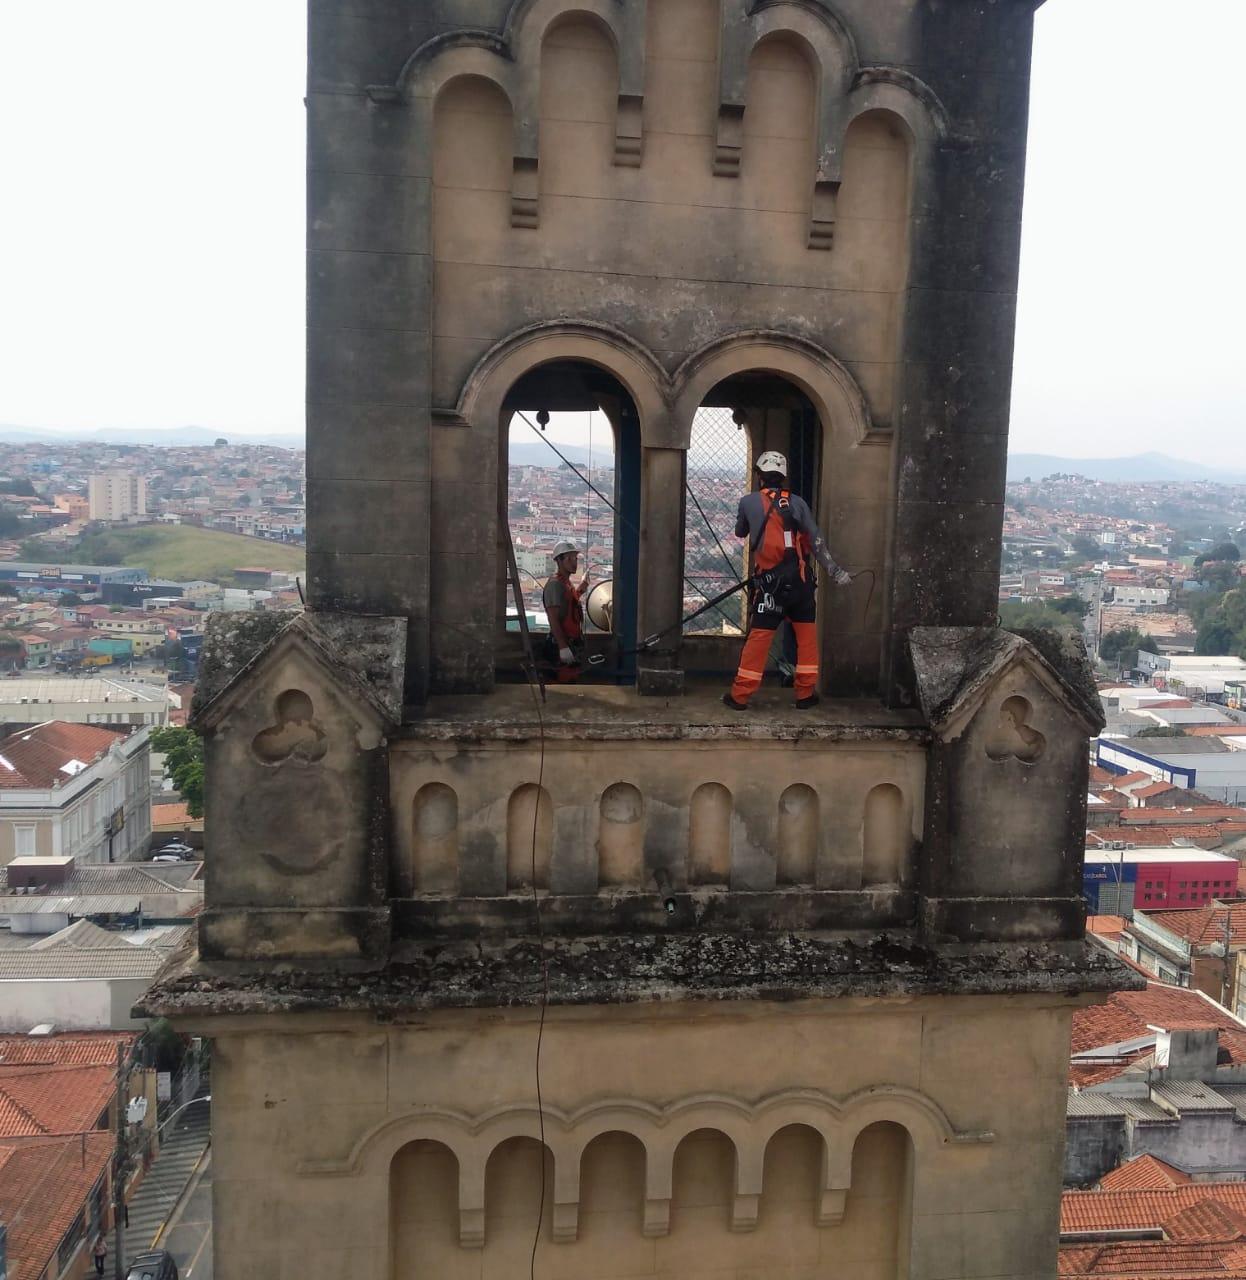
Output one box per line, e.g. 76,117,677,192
551,540,578,559
754,450,788,477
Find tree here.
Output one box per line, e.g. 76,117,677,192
57,591,84,606
1049,595,1090,621
1070,535,1102,561
1100,627,1157,663
149,726,205,818
1194,542,1241,567
1136,725,1187,738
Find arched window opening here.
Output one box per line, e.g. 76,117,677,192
502,361,642,682
389,1139,459,1276
507,783,553,890
681,375,822,678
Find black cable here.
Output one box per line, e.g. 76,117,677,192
522,669,550,1280
685,480,742,587
513,410,728,619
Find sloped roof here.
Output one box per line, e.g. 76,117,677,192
1072,984,1246,1055
192,609,405,727
1098,1155,1191,1191
0,721,130,789
0,948,168,980
0,1132,112,1280
1062,1183,1246,1234
28,919,123,951
908,625,1105,736
0,1063,114,1138
0,1031,132,1068
1145,904,1246,950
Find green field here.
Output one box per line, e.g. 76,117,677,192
64,525,305,585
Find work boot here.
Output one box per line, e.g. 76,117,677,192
795,693,820,710
722,693,749,711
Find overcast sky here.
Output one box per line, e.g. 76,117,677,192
0,1,1242,463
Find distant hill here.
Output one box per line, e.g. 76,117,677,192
62,525,305,584
0,424,302,449
507,440,612,469
1007,452,1246,484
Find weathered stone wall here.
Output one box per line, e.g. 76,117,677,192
305,0,1039,704
203,994,1079,1279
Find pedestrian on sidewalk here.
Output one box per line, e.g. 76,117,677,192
92,1237,107,1275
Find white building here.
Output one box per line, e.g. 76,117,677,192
87,471,147,521
0,676,169,726
1112,586,1170,608
0,722,152,866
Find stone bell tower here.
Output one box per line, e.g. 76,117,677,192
143,2,1134,1277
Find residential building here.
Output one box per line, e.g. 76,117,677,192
0,858,202,935
0,722,152,865
1065,985,1246,1185
1121,904,1246,1005
1061,1179,1246,1277
87,471,147,521
0,920,191,1032
0,1031,158,1279
1110,586,1170,608
0,676,170,726
17,633,51,669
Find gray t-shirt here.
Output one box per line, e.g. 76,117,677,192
734,489,844,577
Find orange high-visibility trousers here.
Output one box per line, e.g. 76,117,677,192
730,619,818,703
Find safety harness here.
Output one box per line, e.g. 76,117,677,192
751,488,811,613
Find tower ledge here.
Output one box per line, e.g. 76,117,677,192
138,933,1138,1022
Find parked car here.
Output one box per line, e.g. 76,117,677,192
126,1251,179,1280
153,841,194,860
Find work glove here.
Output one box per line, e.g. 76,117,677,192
559,646,576,665
833,568,852,586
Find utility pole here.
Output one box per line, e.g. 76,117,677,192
112,1040,130,1280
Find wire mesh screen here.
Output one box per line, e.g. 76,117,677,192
683,406,750,634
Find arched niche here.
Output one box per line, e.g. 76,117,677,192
839,1121,914,1279
597,782,644,888
837,109,913,295
389,1139,460,1275
760,1123,824,1223
741,34,818,235
862,783,909,888
411,781,458,894
777,784,819,886
432,74,515,274
539,13,621,206
670,1128,738,1233
484,1136,555,1251
507,783,553,889
578,1130,648,1239
688,783,732,886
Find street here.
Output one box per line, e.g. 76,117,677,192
158,1153,212,1280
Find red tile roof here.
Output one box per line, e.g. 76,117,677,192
1059,1238,1246,1276
1099,1155,1192,1191
0,1032,132,1069
0,721,131,789
1087,825,1225,847
1062,1183,1246,1234
1143,904,1246,950
1071,984,1246,1056
1137,781,1182,799
1121,806,1246,826
0,1132,112,1280
0,1064,114,1138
